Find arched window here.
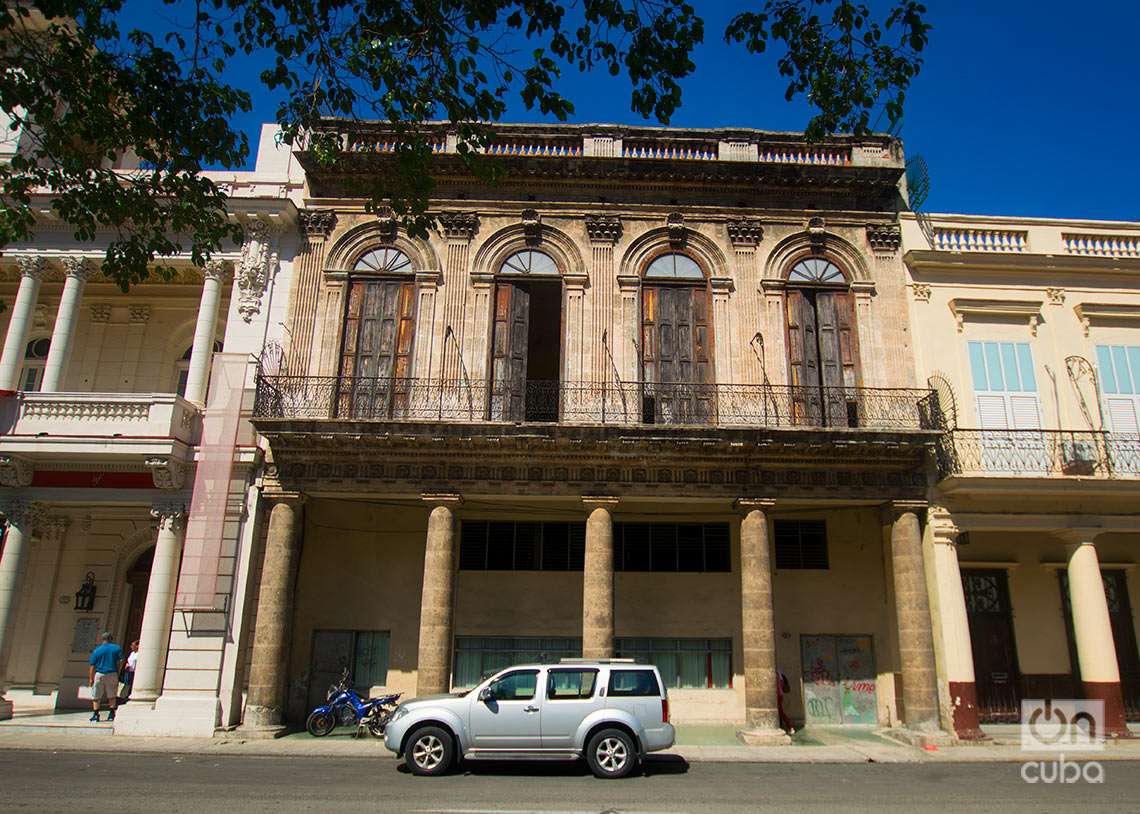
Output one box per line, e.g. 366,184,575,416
640,252,712,424
353,247,413,274
21,337,50,391
644,252,705,281
499,250,558,276
787,257,846,285
175,341,223,396
488,250,562,421
784,255,862,425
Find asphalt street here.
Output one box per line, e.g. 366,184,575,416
1,749,1133,813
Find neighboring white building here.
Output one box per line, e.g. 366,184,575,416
0,124,304,735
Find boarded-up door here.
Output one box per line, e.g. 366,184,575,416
338,279,415,418
490,283,529,421
800,634,877,725
787,289,861,426
307,630,355,712
642,286,712,424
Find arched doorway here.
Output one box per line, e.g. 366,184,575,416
123,547,154,655
784,256,862,426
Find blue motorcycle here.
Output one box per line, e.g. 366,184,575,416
306,669,402,738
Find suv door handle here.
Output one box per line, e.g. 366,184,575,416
524,705,539,713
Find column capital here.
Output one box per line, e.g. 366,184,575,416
437,211,480,242
61,256,95,281
927,505,962,545
2,500,45,529
735,498,776,512
202,259,232,283
422,493,462,509
264,490,306,508
14,255,47,281
35,515,70,542
885,500,927,521
582,495,619,510
0,454,34,488
1056,528,1104,547
150,503,186,532
584,215,622,244
299,209,338,239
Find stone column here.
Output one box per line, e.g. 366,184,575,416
925,509,984,739
1064,534,1130,738
0,501,40,719
582,496,618,659
736,499,788,744
182,260,229,405
130,505,187,703
889,502,942,732
0,257,47,390
243,493,305,731
416,494,462,696
40,257,94,393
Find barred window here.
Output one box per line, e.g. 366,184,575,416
460,521,585,571
452,636,581,689
774,520,829,570
614,523,730,572
615,637,732,688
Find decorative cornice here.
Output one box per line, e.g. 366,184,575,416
62,256,95,281
1073,302,1140,337
709,277,735,294
616,274,640,291
145,456,187,490
585,215,622,244
949,297,1043,336
0,454,34,488
422,492,463,509
866,223,902,254
15,255,47,281
438,211,480,241
760,277,786,293
298,209,337,238
735,498,776,512
726,220,764,247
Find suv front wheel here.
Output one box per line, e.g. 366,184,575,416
585,728,638,779
405,725,454,776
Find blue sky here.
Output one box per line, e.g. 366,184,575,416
222,0,1139,221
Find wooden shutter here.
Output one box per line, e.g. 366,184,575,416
1107,398,1140,434
643,286,710,423
976,394,1010,429
1008,395,1042,430
490,283,529,420
338,280,416,418
786,289,821,424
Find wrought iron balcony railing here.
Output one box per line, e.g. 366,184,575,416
936,429,1140,479
252,375,940,431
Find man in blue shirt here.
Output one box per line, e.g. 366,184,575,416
87,632,124,722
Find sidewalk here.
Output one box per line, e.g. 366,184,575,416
3,721,1140,763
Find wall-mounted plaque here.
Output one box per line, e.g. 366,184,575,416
71,617,100,654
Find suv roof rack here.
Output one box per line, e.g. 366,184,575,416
558,658,637,664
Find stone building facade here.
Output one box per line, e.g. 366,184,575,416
1,118,1137,742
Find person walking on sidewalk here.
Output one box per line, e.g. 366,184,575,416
120,640,139,701
88,632,124,722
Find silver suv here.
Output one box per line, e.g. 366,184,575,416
383,659,674,778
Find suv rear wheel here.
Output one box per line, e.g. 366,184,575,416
405,725,454,776
585,728,637,779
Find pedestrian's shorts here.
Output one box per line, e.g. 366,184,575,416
92,672,118,702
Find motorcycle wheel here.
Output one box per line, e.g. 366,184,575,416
367,716,386,738
306,710,336,737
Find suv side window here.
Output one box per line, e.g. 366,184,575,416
488,669,539,701
546,669,597,700
608,669,661,697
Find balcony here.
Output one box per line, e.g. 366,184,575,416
0,391,202,460
252,375,939,432
936,429,1140,480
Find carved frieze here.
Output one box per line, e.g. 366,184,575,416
585,215,622,244
90,304,112,323
128,305,151,324
866,223,902,253
726,220,764,247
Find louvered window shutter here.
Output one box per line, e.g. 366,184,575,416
1009,395,1042,430
976,395,1010,430
1107,398,1140,434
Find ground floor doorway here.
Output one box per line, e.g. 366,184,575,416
963,569,1022,722
799,635,877,725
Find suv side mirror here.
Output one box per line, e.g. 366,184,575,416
478,686,495,703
